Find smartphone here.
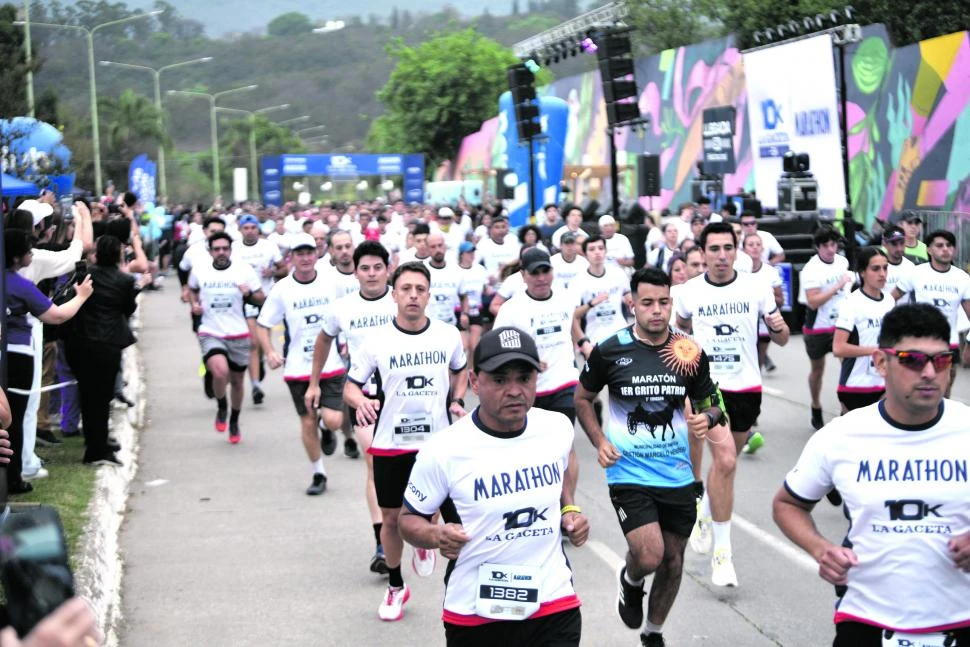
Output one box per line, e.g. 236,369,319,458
60,196,75,221
74,260,87,285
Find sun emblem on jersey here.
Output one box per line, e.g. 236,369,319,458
659,334,701,376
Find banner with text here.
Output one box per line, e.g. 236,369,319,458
128,154,156,206
702,106,736,175
743,35,845,210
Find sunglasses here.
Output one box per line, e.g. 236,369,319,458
880,348,955,372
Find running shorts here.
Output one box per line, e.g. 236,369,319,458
199,335,250,372
444,607,581,647
374,452,418,509
804,331,834,360
720,390,762,433
608,483,696,537
287,375,346,416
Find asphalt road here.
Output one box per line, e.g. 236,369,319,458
118,286,966,646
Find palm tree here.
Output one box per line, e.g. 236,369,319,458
98,89,169,185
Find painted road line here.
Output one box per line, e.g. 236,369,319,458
761,385,784,397
586,539,625,571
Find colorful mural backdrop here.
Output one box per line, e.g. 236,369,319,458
448,26,970,226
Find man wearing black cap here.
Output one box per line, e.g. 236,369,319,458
399,326,588,645
880,225,914,297
898,212,928,264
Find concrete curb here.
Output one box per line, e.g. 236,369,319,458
72,314,145,647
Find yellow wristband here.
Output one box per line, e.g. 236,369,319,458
560,505,581,515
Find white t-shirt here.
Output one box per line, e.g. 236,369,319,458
550,253,589,292
895,263,970,346
604,233,634,267
425,261,464,325
403,408,580,626
675,272,777,392
317,263,360,299
235,238,282,294
493,290,580,397
475,237,521,287
347,319,466,454
396,248,429,266
834,289,895,392
751,262,782,336
550,225,587,250
799,254,851,334
189,261,262,339
497,271,526,300
321,287,396,395
884,256,915,298
458,263,488,318
572,266,631,345
179,240,217,275
257,272,344,381
784,400,970,632
742,230,784,263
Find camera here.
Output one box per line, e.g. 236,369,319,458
0,505,75,637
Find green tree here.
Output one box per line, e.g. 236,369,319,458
98,88,168,185
218,113,305,192
368,29,520,169
267,11,312,37
626,0,722,53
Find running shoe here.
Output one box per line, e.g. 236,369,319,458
641,633,666,647
711,548,739,587
689,512,713,555
377,584,410,622
412,547,436,577
616,565,645,629
215,409,228,433
23,467,49,481
344,438,360,459
370,546,389,575
252,385,265,406
320,424,337,456
306,473,327,495
764,356,777,373
811,407,824,430
742,431,764,455
36,428,63,446
228,422,241,444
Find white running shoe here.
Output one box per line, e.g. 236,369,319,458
689,514,713,555
377,584,410,621
711,548,739,587
412,547,437,577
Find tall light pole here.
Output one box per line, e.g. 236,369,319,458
99,56,212,201
16,10,162,194
167,84,257,199
215,104,290,199
277,115,311,127
22,1,34,117
296,125,327,139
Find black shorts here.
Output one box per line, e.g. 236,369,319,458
837,390,883,412
287,375,345,417
804,331,834,360
834,621,970,647
608,483,696,537
467,313,485,327
534,386,576,425
444,607,581,647
721,390,762,433
374,452,418,509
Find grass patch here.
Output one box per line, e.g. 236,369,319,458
12,435,98,559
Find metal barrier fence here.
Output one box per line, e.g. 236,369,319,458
911,211,970,272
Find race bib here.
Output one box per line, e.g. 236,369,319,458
881,630,952,647
476,564,540,620
393,412,432,444
707,339,742,375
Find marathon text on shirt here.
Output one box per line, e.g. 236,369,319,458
348,313,393,330
920,283,961,294
291,296,329,309
388,350,448,369
856,458,968,482
696,301,751,317
201,279,241,290
473,462,562,501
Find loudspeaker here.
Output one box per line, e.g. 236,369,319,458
637,154,660,197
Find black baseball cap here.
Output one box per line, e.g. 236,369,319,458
474,327,541,373
900,212,922,224
521,247,552,273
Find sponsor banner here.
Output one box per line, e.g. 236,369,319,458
266,154,425,204
743,35,846,210
260,155,282,206
777,262,793,312
702,106,736,174
128,154,156,206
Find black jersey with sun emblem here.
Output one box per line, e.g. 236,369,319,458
580,325,717,487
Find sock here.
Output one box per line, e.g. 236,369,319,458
373,523,383,548
216,396,228,413
644,621,663,635
712,520,732,552
623,567,644,587
699,492,712,520
312,458,325,476
252,379,261,389
229,408,240,425
388,565,404,588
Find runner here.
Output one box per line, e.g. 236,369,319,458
675,222,790,587
742,233,783,373
799,228,853,430
306,241,396,572
187,231,264,444
599,214,635,270
425,232,467,327
550,232,589,292
397,222,431,265
879,225,914,297
318,229,360,299
235,213,286,406
256,233,342,496
475,216,521,289
738,213,784,265
576,267,723,647
551,206,588,250
572,235,631,348
898,212,928,264
456,241,488,370
343,261,468,621
773,303,970,647
399,326,588,645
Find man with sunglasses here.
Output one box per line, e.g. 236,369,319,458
738,213,784,266
773,303,970,647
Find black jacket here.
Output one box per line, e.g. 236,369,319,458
68,265,138,348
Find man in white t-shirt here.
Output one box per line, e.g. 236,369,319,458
475,215,521,291
187,231,264,444
551,231,589,292
425,232,467,327
880,225,914,297
317,230,359,299
599,214,634,269
397,222,431,265
738,213,784,265
344,261,468,622
399,326,588,644
799,228,853,430
773,303,970,646
647,222,680,272
572,235,631,347
550,206,588,250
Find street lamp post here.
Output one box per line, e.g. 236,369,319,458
215,104,290,199
167,85,257,199
16,10,162,194
99,56,212,201
277,115,311,127
296,125,327,136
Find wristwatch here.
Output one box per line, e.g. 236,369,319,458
451,398,465,407
704,411,717,428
